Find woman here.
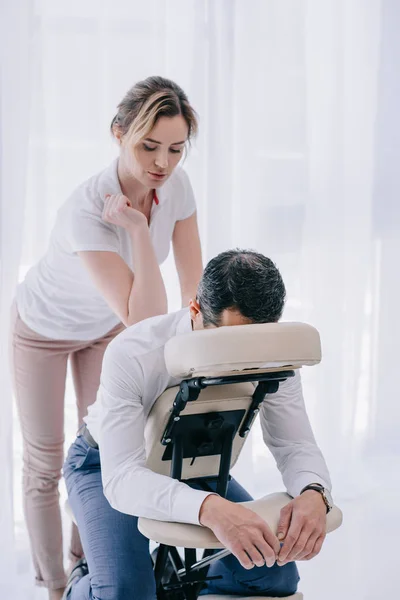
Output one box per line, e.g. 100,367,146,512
10,75,203,600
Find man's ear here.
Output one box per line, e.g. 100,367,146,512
189,299,203,329
189,298,200,320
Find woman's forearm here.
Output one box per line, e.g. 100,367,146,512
127,225,168,325
181,289,197,308
172,213,203,311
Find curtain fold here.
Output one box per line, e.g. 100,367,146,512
2,1,398,598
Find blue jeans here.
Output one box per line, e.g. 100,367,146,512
63,435,299,599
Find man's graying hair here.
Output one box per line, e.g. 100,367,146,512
197,249,286,327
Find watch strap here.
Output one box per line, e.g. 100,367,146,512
300,483,331,513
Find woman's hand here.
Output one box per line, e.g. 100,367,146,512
102,194,148,231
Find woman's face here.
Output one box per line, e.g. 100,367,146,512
120,115,189,188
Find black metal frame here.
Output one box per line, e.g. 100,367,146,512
153,369,295,600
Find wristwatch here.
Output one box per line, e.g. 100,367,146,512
300,483,333,513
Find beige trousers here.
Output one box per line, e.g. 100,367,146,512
9,303,124,589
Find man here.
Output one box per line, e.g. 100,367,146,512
63,249,333,599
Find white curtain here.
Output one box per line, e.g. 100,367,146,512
0,0,34,596
1,1,399,598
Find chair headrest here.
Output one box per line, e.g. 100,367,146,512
164,321,321,379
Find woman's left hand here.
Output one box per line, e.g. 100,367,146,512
102,194,148,231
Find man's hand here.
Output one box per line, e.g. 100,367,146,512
276,491,327,565
199,495,280,570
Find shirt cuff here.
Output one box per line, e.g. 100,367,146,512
171,487,215,525
289,472,332,499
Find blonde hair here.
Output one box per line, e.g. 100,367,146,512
111,76,198,148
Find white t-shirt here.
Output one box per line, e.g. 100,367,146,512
16,159,196,341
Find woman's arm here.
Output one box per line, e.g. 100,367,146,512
172,212,203,307
78,221,167,327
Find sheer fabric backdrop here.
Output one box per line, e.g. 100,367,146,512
1,1,398,598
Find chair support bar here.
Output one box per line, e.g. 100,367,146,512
161,380,202,446
240,379,278,437
171,435,183,480
216,425,235,497
193,370,295,387
161,370,295,446
177,548,231,577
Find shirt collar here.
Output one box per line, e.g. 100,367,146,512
176,309,192,336
107,158,164,206
113,158,164,208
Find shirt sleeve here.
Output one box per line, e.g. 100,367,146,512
97,340,212,524
176,168,197,221
260,371,332,497
66,197,120,254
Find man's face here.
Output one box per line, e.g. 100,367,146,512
189,300,253,330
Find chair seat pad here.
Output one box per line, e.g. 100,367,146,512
203,595,303,600
202,594,303,600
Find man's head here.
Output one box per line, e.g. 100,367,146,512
190,249,286,330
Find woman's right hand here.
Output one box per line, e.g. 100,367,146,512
102,194,148,231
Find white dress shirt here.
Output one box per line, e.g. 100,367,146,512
84,309,331,525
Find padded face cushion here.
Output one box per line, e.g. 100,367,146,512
165,322,321,378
